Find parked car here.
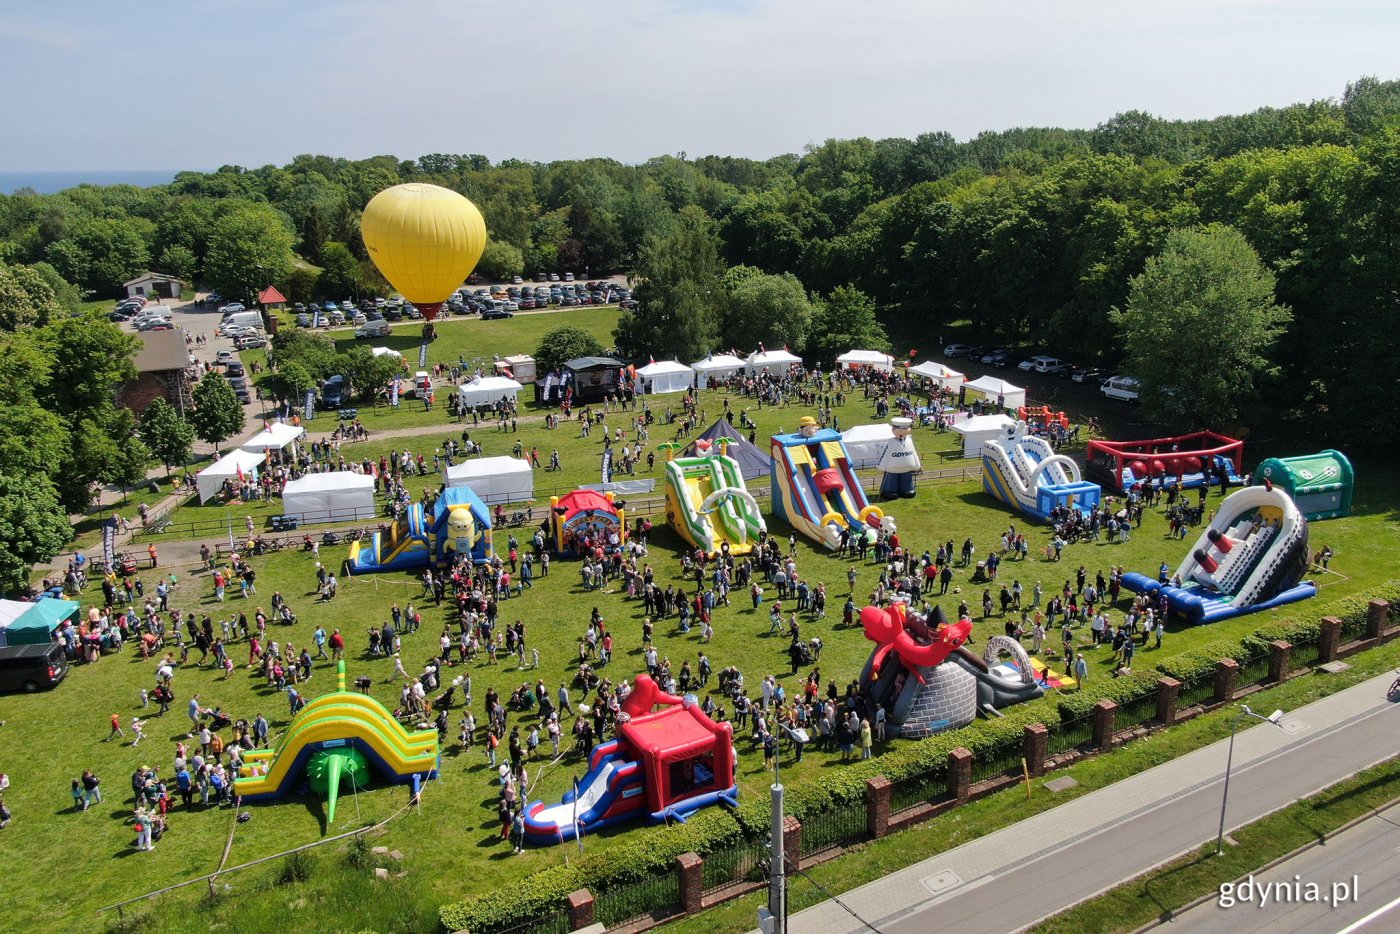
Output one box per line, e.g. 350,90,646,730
224,362,245,378
215,350,235,364
1071,367,1106,385
942,343,975,358
218,302,246,315
321,374,348,408
403,303,421,319
351,312,368,326
296,313,311,327
981,348,1013,367
1018,355,1069,374
1101,375,1141,403
481,307,514,320
235,335,267,350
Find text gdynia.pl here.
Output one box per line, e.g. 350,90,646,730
1218,874,1361,909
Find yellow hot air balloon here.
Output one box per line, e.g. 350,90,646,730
361,183,487,321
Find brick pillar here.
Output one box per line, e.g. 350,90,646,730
566,889,595,931
1318,616,1342,663
782,816,802,866
676,852,703,915
949,747,973,801
1366,599,1390,639
1092,699,1117,750
1214,658,1238,703
1268,640,1292,682
1156,676,1181,725
1023,723,1048,777
865,776,891,839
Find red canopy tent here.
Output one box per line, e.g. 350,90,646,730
257,285,286,306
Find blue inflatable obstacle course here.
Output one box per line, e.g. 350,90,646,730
1122,486,1315,624
346,486,492,574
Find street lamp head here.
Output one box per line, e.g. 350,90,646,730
1266,709,1283,724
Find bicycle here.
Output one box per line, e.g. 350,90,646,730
1389,669,1400,699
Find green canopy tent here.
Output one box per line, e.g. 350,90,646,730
0,598,79,646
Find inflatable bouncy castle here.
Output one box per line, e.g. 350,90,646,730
1255,450,1354,521
1086,431,1245,493
981,420,1101,521
549,489,626,557
522,675,737,844
347,486,492,573
664,439,766,556
858,603,1043,737
1121,485,1316,624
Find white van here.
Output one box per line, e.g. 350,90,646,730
355,319,391,339
220,311,264,333
1101,375,1140,403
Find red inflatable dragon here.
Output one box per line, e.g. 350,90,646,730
861,602,972,683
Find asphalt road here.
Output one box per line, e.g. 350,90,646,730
1160,802,1400,934
881,698,1398,934
788,673,1400,934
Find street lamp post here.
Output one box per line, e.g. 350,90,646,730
1216,704,1284,856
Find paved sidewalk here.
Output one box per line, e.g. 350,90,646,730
786,671,1400,934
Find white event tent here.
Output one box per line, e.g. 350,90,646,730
952,414,1017,460
908,360,965,391
836,350,895,372
280,471,377,523
841,423,896,469
962,375,1026,411
746,349,802,376
445,456,534,504
636,359,694,394
240,422,305,455
370,346,403,359
196,449,266,504
690,353,746,388
457,375,524,408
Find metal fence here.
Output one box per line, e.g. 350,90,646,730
800,801,869,855
483,910,572,934
889,767,949,815
700,838,770,896
1116,689,1160,729
1339,610,1370,641
1237,650,1272,685
1046,714,1094,757
971,736,1025,784
593,872,681,928
1290,635,1323,671
1178,671,1218,708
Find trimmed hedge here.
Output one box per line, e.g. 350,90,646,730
440,581,1400,932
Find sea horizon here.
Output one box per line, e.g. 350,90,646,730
0,169,190,195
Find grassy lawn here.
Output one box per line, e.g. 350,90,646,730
5,436,1395,932
7,305,1398,932
1031,757,1400,933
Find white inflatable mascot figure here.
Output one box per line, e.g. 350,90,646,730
878,416,921,499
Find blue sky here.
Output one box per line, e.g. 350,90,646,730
3,0,1398,170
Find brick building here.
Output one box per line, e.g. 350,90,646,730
120,330,194,416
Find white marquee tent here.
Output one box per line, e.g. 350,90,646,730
962,375,1026,411
841,423,896,469
836,350,895,372
457,375,524,408
445,456,534,503
280,471,377,523
746,349,802,375
240,422,305,454
952,414,1017,460
690,353,746,388
370,346,403,359
636,359,694,394
908,360,965,391
196,449,266,504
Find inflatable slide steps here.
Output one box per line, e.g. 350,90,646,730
1215,525,1275,595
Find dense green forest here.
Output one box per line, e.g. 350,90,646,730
0,77,1398,586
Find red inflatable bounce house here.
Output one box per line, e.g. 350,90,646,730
1086,431,1245,492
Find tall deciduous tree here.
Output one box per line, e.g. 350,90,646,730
808,286,889,364
316,242,361,299
720,265,815,354
203,203,296,299
534,326,604,374
190,372,246,452
140,398,196,475
1111,225,1290,427
0,471,72,593
615,206,724,361
0,260,63,331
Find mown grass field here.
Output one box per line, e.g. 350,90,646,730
5,306,1398,932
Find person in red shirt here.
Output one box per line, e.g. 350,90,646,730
328,629,345,660
106,713,124,742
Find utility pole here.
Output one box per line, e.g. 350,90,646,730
759,748,785,933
